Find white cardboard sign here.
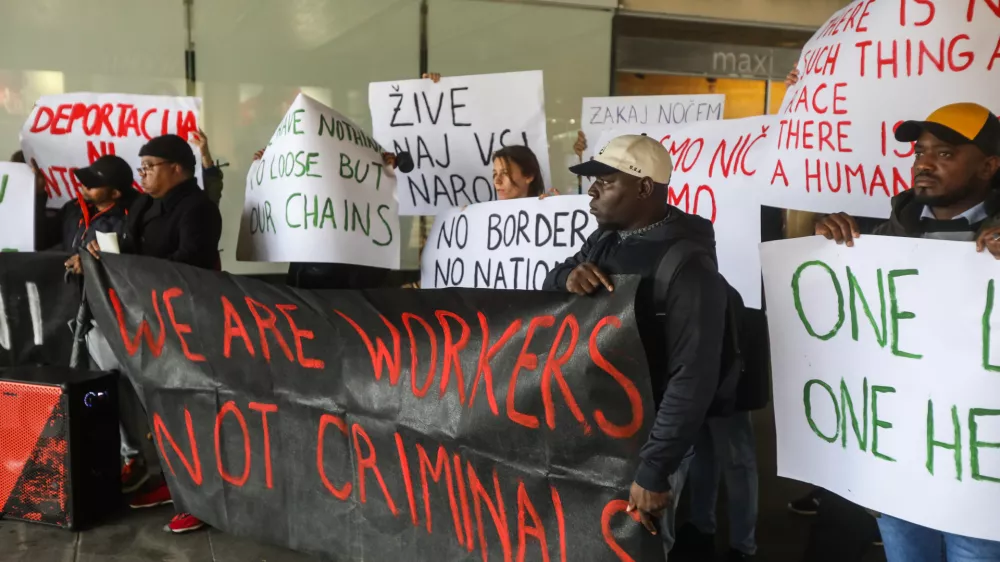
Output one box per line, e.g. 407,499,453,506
756,0,1000,218
581,94,725,160
369,71,552,216
0,163,37,252
762,235,1000,542
236,94,400,269
20,93,203,209
421,195,597,290
597,116,769,309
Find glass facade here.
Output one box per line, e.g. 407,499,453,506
0,0,824,270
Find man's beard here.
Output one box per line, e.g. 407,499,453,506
912,181,980,208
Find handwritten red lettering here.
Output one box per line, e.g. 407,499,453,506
516,481,548,562
317,414,352,500
214,401,251,486
416,443,464,544
153,409,203,485
222,296,255,358
541,315,590,434
436,310,470,404
601,499,641,562
248,402,277,489
507,315,555,429
467,463,512,562
352,423,399,515
394,433,419,526
470,313,520,416
245,297,294,363
402,312,439,399
275,304,324,369
336,310,402,384
589,317,644,439
110,288,165,357
163,287,205,362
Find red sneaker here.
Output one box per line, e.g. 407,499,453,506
163,512,205,534
129,481,173,509
121,458,150,494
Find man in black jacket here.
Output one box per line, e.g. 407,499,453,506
36,155,136,274
88,134,222,535
542,134,729,558
812,103,1000,562
91,134,222,270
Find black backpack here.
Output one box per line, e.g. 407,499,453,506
652,240,771,414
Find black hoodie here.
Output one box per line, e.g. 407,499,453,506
543,207,728,492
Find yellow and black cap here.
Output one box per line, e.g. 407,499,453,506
896,103,1000,157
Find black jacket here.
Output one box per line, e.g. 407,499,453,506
287,262,389,290
543,208,728,492
121,178,222,270
36,194,129,251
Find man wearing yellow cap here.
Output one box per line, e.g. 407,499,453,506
815,102,1000,561
816,102,1000,247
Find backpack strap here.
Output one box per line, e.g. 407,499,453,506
653,239,716,318
653,239,745,407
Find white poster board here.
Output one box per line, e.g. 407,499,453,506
762,235,1000,542
597,116,768,309
236,94,400,269
755,0,1000,218
0,163,36,252
20,93,203,209
421,195,596,290
581,94,725,160
369,71,551,216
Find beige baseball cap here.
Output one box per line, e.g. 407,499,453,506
570,134,673,184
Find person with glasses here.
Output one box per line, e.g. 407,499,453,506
88,133,222,535
89,133,223,271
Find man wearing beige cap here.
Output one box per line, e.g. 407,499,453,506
543,135,745,559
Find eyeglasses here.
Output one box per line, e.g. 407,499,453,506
137,162,170,175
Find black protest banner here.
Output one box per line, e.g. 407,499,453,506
0,252,80,367
83,253,665,562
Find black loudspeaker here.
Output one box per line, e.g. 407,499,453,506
0,367,120,529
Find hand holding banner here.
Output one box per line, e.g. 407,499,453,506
369,71,552,215
236,93,400,269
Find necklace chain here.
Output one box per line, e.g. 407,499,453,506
618,215,669,241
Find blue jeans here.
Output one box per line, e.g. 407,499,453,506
658,453,693,559
878,514,1000,562
687,412,759,555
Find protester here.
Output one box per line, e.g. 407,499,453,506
34,155,136,274
88,133,223,271
813,102,1000,561
492,144,546,199
88,133,223,535
542,134,737,560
